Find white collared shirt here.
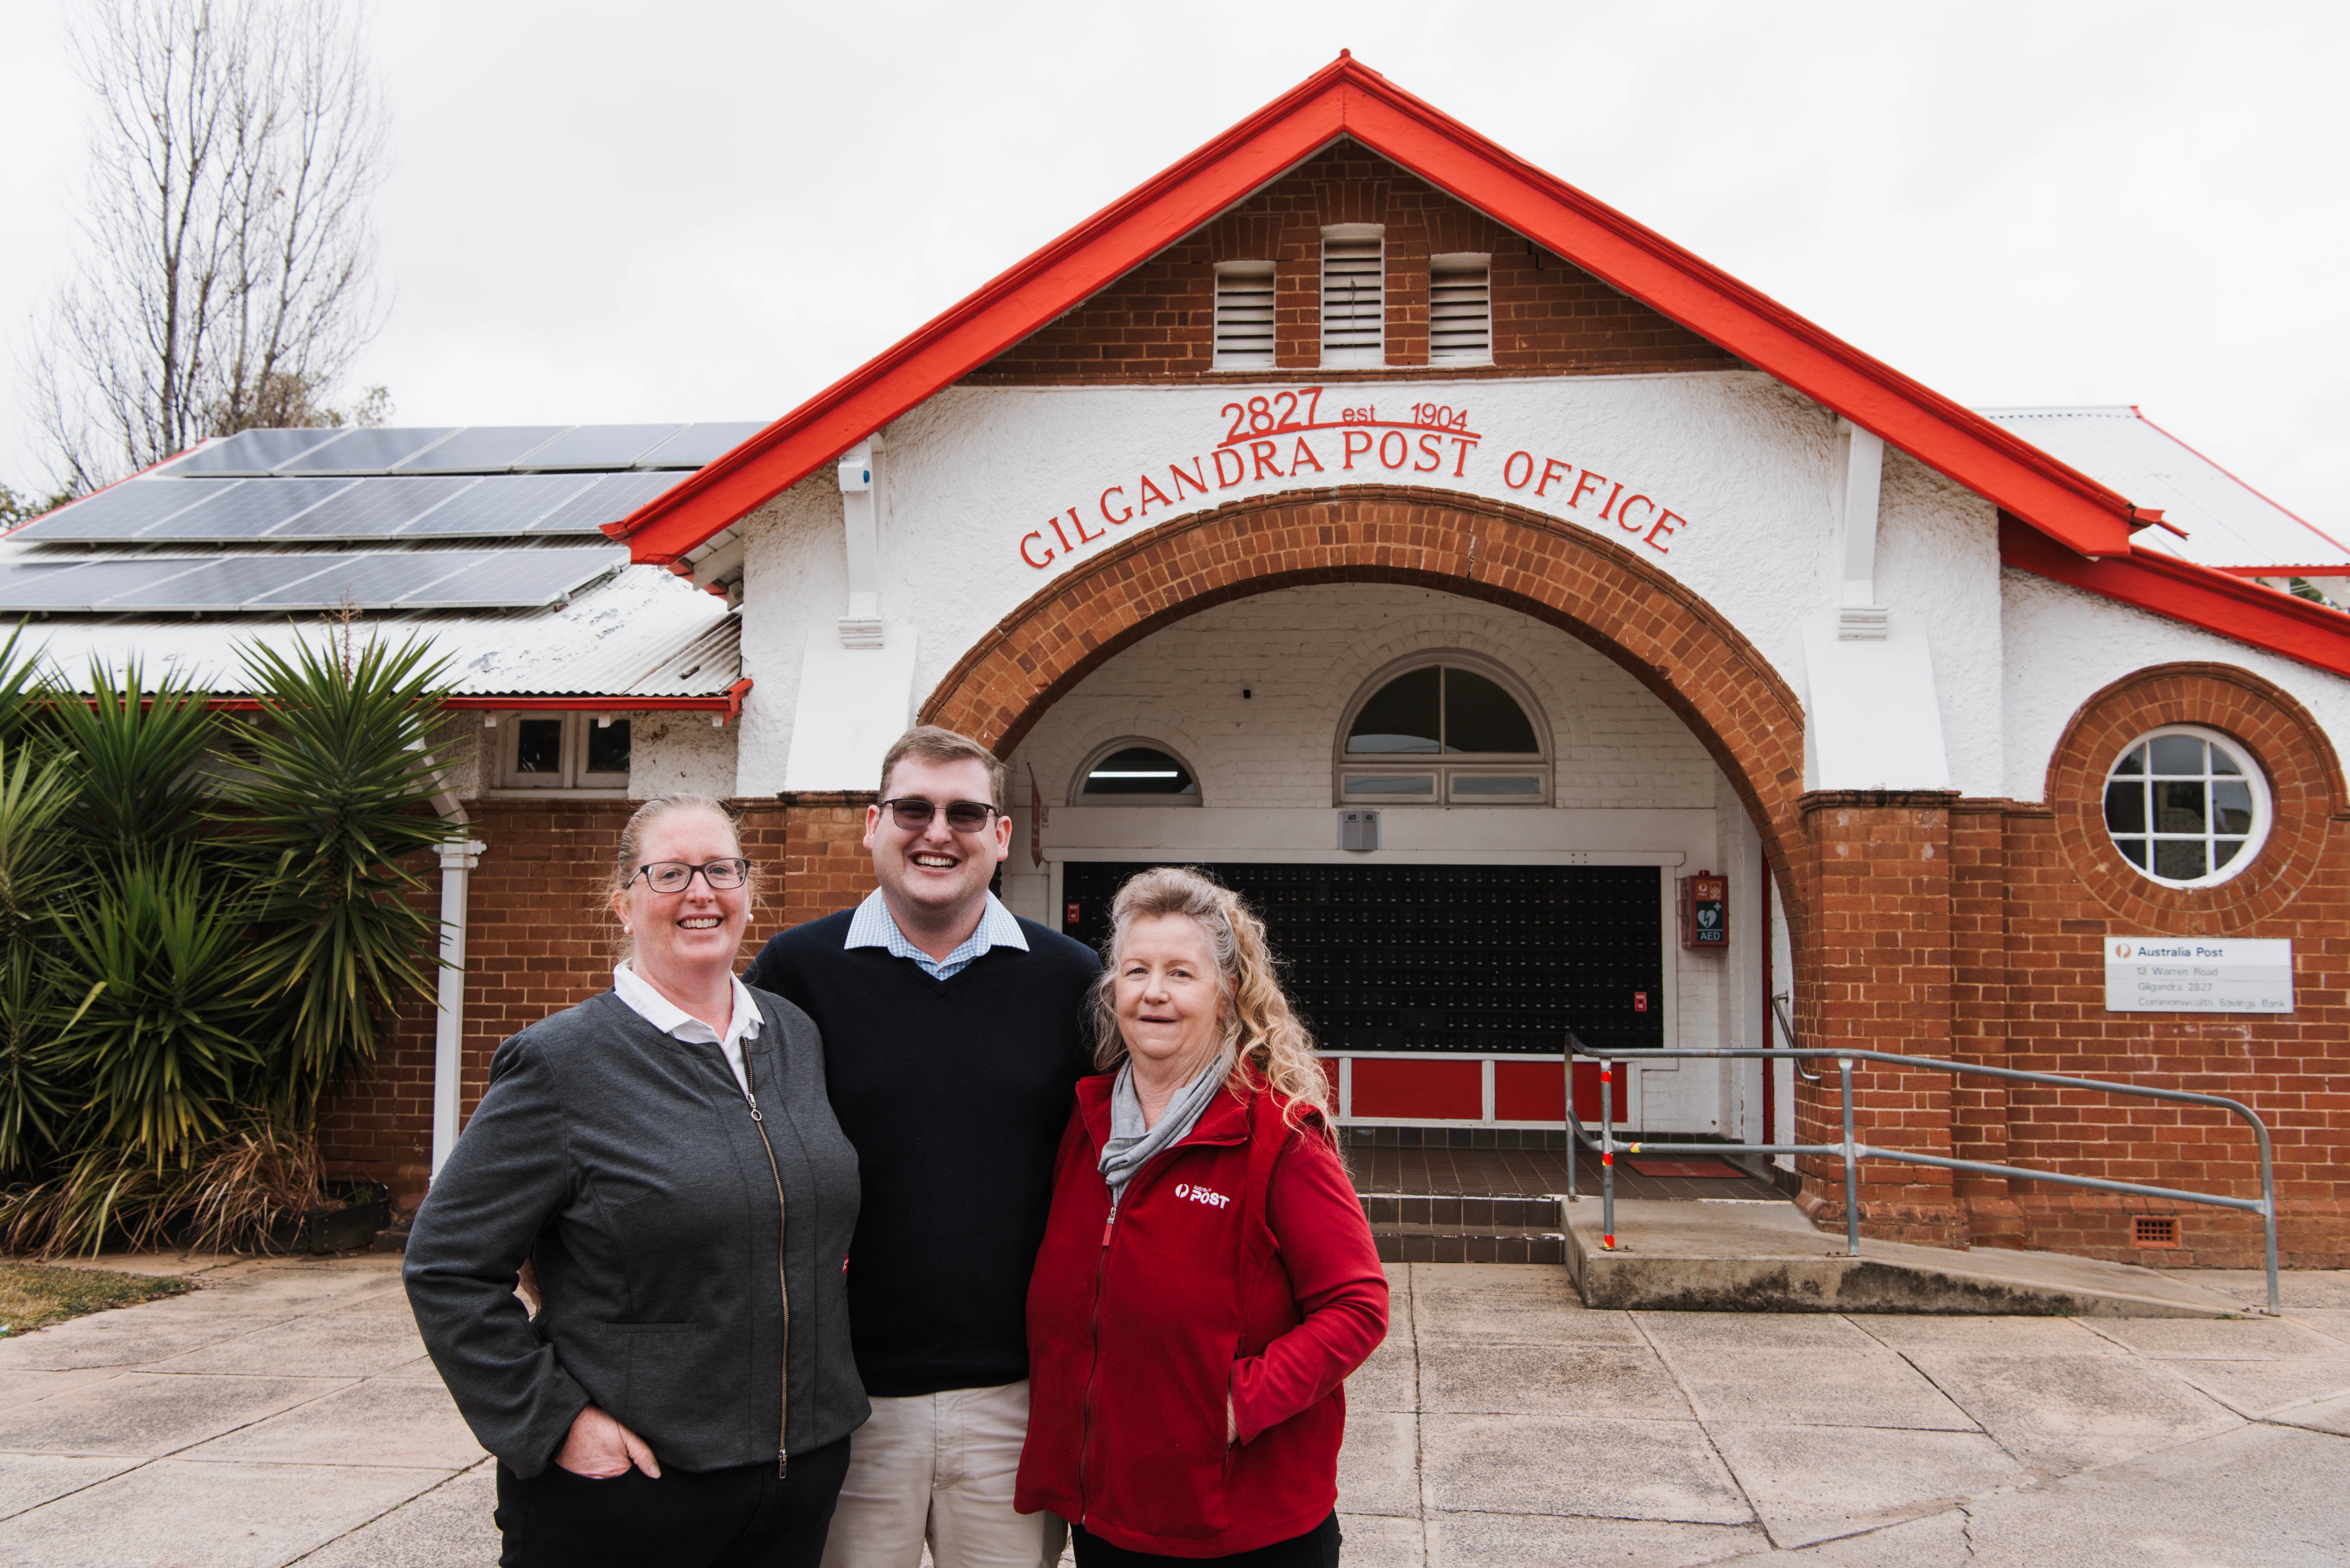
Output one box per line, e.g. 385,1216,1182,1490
844,888,1029,981
611,962,763,1096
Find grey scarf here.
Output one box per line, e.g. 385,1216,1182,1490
1098,1056,1224,1204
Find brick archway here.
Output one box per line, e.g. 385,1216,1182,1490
921,484,1810,923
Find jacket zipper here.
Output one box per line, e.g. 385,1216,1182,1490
1079,1195,1115,1527
741,1050,791,1478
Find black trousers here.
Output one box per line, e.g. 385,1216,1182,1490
1072,1512,1341,1567
494,1437,852,1568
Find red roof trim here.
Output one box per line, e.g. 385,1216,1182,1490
2000,516,2350,680
615,57,2144,565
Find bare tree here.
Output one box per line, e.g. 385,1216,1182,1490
22,0,390,494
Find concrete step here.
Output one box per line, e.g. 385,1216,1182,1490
1565,1197,2263,1317
1361,1192,1567,1265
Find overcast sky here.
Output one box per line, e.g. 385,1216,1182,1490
2,0,2342,525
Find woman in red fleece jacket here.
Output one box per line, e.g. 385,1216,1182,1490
1016,867,1387,1564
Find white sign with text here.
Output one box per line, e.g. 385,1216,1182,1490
2104,938,2293,1014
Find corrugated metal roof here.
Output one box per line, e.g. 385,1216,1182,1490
19,564,739,699
1978,407,2348,572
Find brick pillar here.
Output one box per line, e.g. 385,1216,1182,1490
1797,790,1968,1247
1951,800,2024,1246
779,792,878,927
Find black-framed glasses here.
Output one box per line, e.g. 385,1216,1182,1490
631,858,751,893
879,797,1000,833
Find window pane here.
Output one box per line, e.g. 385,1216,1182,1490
2212,780,2254,835
2214,837,2247,868
2112,744,2146,775
2210,747,2242,775
1082,745,1197,796
1453,774,1543,796
2104,781,2146,834
1345,774,1435,795
2148,734,2204,775
2154,839,2208,880
1443,668,1540,754
1347,667,1441,753
515,718,563,774
2154,780,2206,833
586,719,631,776
2115,837,2149,869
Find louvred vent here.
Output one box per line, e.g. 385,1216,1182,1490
1321,227,1384,367
1429,253,1492,366
1213,261,1276,371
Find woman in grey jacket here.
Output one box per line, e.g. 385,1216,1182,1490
406,794,866,1568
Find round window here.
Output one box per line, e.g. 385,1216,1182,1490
2102,726,2270,888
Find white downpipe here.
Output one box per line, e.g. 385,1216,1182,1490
431,837,487,1177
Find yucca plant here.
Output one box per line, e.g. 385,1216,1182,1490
46,660,219,868
0,741,80,1172
223,630,454,1119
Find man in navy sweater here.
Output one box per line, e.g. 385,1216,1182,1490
746,725,1098,1568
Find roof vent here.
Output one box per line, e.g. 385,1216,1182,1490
1429,253,1492,366
1320,225,1385,368
1213,261,1276,371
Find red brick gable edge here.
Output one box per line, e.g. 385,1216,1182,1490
611,55,2149,566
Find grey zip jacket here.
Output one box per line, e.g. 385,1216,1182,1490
405,989,867,1477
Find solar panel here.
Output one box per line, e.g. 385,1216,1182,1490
262,477,484,539
274,428,462,474
391,426,573,473
637,422,767,467
0,545,626,612
383,472,597,535
137,477,360,540
515,424,685,471
529,470,691,533
11,480,241,541
155,429,351,476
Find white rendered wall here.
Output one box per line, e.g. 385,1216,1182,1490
2002,572,2350,801
628,714,741,799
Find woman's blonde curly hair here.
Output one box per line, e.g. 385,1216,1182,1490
1088,865,1336,1143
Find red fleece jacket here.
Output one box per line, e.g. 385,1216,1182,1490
1014,1074,1388,1557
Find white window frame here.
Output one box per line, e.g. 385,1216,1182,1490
1331,651,1550,806
2101,723,2272,889
492,712,633,795
1428,251,1493,366
1211,260,1276,372
1068,737,1205,806
1319,224,1385,369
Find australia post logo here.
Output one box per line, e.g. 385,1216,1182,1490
1173,1182,1231,1210
2113,941,2134,959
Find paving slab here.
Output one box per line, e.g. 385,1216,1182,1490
2084,1313,2348,1360
1334,1410,1419,1518
1345,1338,1417,1413
1904,1349,2241,1474
143,1304,427,1377
0,1454,140,1523
0,1371,121,1413
0,1313,292,1372
1421,1414,1750,1523
1427,1512,1769,1566
2159,1358,2350,1417
1844,1314,2126,1354
180,1378,485,1469
1633,1310,1881,1352
1663,1346,1978,1430
2263,1389,2350,1437
1383,1262,1412,1341
2186,1269,2350,1309
0,1458,448,1568
2287,1308,2350,1346
1704,1423,2032,1548
1418,1339,1691,1420
0,1371,349,1457
1411,1264,1640,1346
379,1353,450,1383
291,1462,499,1567
1330,1511,1421,1568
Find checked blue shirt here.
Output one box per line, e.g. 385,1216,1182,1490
844,888,1029,981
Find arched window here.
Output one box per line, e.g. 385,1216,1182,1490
1334,655,1549,805
2103,725,2270,887
1071,740,1202,805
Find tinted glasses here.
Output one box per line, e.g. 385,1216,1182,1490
879,797,1000,833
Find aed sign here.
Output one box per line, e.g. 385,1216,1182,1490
2103,938,2292,1014
1679,872,1728,950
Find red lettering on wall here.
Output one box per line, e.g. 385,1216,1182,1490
1535,458,1569,497
1645,511,1683,553
1342,430,1374,470
1414,434,1444,472
1378,431,1408,469
1168,458,1209,502
1288,437,1326,474
1047,512,1075,553
1068,505,1104,546
1100,486,1132,525
1598,480,1625,522
1213,449,1246,488
1451,437,1479,478
1020,531,1055,569
1502,451,1534,489
1617,495,1654,534
1568,471,1605,510
1249,441,1285,481
1137,473,1173,514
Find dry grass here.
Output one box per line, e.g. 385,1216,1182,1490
0,1262,188,1335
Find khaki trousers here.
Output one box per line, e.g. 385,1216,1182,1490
820,1379,1065,1568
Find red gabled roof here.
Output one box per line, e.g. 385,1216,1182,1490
613,54,2155,566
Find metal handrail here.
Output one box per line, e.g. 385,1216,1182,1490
1768,995,1821,1082
1561,1040,2281,1315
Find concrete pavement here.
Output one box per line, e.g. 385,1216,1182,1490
0,1255,2341,1564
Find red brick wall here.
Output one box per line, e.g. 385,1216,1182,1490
964,140,1738,386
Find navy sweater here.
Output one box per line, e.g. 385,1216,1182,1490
745,909,1100,1398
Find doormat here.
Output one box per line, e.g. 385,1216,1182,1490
1625,1157,1748,1178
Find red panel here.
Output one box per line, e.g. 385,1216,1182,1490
1571,1061,1630,1123
1350,1058,1482,1120
1494,1061,1565,1122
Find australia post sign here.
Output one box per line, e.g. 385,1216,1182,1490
2103,938,2293,1014
1012,387,1699,573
